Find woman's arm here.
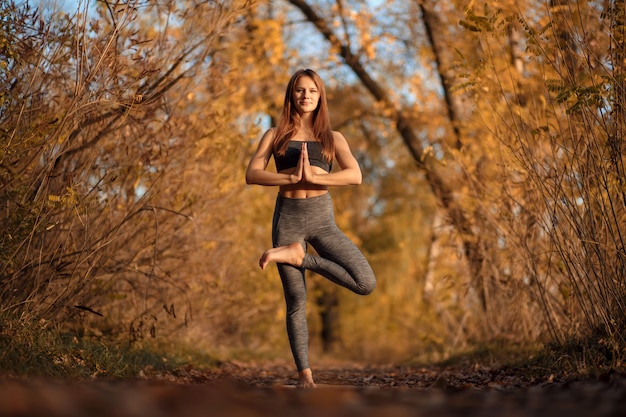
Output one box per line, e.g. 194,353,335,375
302,131,362,186
245,128,302,186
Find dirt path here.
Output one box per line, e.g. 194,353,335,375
1,362,625,416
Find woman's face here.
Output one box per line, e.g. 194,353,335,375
292,76,320,114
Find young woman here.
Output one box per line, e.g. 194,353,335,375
245,69,376,388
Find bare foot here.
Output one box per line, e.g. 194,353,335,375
297,368,316,388
259,242,305,270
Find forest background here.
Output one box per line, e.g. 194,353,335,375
0,0,624,375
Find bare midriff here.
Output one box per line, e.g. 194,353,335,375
278,166,329,199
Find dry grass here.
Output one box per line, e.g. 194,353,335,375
0,315,220,379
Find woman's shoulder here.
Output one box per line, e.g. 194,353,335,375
260,127,278,141
331,130,348,143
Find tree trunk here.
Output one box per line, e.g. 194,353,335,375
315,287,341,352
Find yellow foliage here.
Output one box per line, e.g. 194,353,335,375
10,0,625,366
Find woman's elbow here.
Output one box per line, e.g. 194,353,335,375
245,170,256,185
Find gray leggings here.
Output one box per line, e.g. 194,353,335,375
272,193,376,371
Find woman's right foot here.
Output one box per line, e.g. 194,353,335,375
297,368,316,388
259,242,305,270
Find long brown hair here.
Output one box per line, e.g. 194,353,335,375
273,69,335,162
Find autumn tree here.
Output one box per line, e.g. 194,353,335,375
0,0,275,343
8,0,623,366
281,0,514,348
281,0,626,364
454,0,626,362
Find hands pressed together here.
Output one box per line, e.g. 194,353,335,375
290,142,318,185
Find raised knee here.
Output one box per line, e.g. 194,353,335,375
357,279,376,296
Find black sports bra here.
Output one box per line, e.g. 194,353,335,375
274,141,332,172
